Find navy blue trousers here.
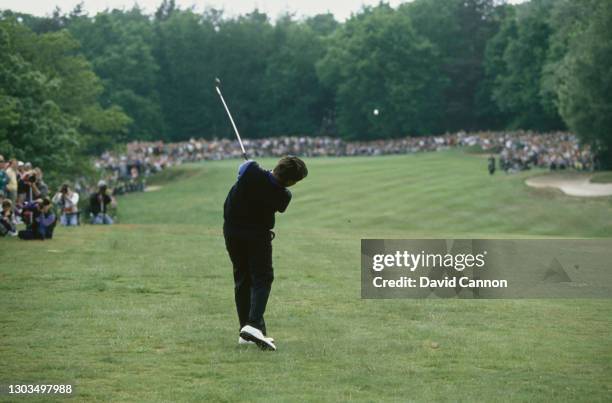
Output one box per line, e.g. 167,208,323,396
224,234,274,335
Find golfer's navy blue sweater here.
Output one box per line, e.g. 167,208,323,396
223,161,291,238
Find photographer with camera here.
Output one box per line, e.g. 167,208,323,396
18,197,56,240
89,180,115,225
17,170,44,226
0,199,17,237
52,183,80,226
18,170,43,204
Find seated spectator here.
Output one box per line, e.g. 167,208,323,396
90,181,115,225
18,197,56,240
1,199,17,237
52,183,80,226
18,170,44,225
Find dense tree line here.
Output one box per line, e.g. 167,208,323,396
0,15,129,180
1,0,611,168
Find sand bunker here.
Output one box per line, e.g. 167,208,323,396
526,174,612,197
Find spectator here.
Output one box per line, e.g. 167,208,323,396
33,167,49,198
95,131,593,177
488,155,496,175
129,165,144,192
18,169,43,205
18,197,56,240
0,130,595,241
18,170,44,225
52,183,80,226
4,159,18,204
0,155,8,199
1,199,17,237
90,180,115,225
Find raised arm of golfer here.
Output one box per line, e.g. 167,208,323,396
236,160,292,212
223,156,308,351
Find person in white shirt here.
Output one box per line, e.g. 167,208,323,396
52,184,80,226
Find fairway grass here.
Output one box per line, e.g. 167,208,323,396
1,151,611,402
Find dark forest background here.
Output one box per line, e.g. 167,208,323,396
1,0,611,176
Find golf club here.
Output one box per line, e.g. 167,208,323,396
215,78,248,160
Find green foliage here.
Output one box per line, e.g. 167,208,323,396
484,0,565,131
318,4,446,138
152,8,337,140
80,105,132,153
552,0,612,167
261,16,331,135
154,8,219,139
68,7,162,141
305,12,339,36
403,0,501,131
0,20,81,181
0,17,129,182
1,0,612,165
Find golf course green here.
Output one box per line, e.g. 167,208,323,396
1,151,611,401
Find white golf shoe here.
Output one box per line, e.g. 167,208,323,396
238,336,275,345
238,336,254,345
239,325,277,351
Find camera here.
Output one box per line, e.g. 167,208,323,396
28,174,37,183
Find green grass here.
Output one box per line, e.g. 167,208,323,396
591,171,612,184
1,151,611,402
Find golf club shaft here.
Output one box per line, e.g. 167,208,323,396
215,86,248,160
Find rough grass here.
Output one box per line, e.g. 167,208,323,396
591,171,612,184
1,151,611,402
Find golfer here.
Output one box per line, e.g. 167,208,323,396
223,156,308,351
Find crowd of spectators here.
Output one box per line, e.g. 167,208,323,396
0,131,595,239
95,131,594,176
0,155,117,240
469,132,595,173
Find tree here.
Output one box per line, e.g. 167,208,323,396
484,0,565,130
305,13,339,37
553,0,612,167
68,7,163,141
9,18,131,153
317,4,446,139
260,15,332,135
0,20,83,180
0,17,130,180
153,7,219,140
402,0,501,132
212,10,276,139
3,0,610,150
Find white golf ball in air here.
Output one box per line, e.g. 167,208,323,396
373,109,379,116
